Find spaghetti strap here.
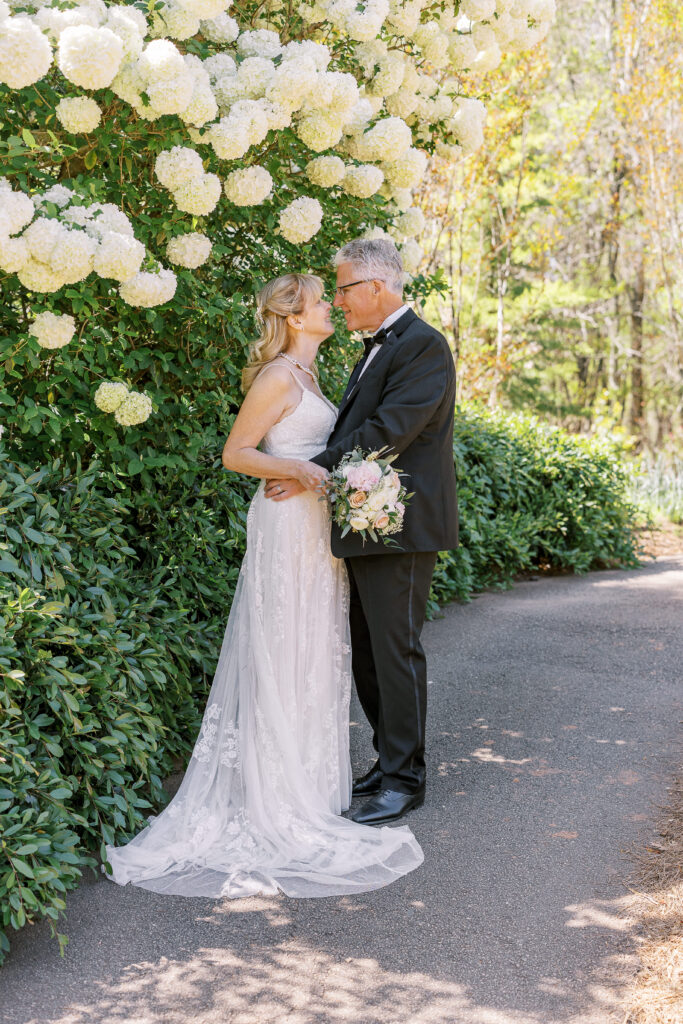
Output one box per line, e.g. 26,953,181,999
258,360,304,391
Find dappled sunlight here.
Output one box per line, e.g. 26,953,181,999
46,936,634,1024
564,895,636,933
470,747,533,766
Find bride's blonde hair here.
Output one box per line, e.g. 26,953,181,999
242,273,324,394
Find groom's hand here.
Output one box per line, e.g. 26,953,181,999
264,477,305,501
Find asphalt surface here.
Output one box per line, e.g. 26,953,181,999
1,556,681,1024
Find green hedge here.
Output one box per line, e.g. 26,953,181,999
0,406,640,962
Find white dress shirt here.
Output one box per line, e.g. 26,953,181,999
357,304,411,380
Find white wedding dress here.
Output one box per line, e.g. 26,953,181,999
106,366,423,898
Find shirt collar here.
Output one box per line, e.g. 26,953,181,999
375,304,411,338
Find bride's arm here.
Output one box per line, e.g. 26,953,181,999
221,366,329,491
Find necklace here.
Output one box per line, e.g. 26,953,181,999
279,351,316,380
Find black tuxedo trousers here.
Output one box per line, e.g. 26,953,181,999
346,550,437,793
311,309,458,794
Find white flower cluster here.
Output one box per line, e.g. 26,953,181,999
223,166,273,206
29,310,76,350
167,232,212,268
0,179,174,307
55,96,102,134
94,381,153,425
119,268,177,308
155,146,221,216
279,197,323,244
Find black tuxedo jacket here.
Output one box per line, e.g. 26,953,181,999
311,308,458,558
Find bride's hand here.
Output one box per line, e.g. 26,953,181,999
294,460,330,493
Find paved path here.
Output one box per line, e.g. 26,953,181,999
2,557,681,1024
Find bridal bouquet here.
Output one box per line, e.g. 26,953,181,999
328,447,412,546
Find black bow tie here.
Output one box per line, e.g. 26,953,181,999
361,328,388,356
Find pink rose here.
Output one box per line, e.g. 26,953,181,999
349,490,367,507
373,512,390,530
345,461,382,491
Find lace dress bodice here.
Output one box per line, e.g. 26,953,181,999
261,381,338,461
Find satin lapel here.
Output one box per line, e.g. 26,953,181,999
336,330,398,419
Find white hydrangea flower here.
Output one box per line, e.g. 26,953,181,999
82,203,135,241
180,75,218,127
114,390,153,425
23,217,65,263
57,25,123,89
179,0,229,17
229,99,269,145
34,5,101,44
363,225,393,242
383,147,428,188
306,71,359,118
207,116,251,161
36,184,74,210
137,39,186,82
110,60,145,105
368,53,405,98
460,0,496,19
266,56,317,111
298,0,327,23
345,0,390,42
94,380,129,412
145,69,195,116
258,99,293,131
296,111,344,152
281,39,330,73
278,197,323,244
306,155,346,188
119,267,177,307
237,28,282,59
0,15,53,89
447,96,487,155
94,231,145,282
236,56,275,98
150,1,199,41
55,96,102,134
386,0,422,37
0,187,35,236
400,238,423,275
29,310,75,350
390,187,413,212
105,7,145,61
49,229,96,283
341,164,384,198
18,258,66,293
166,231,212,268
448,33,478,70
385,88,419,119
0,233,29,273
155,146,205,190
224,166,273,206
360,117,412,161
472,39,502,72
354,39,387,78
200,11,239,43
395,206,425,237
173,173,221,215
203,53,236,80
342,98,375,135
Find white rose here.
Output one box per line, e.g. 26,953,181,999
349,515,370,531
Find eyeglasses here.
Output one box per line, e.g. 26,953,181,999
334,277,384,297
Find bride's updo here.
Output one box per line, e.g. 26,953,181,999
242,273,324,393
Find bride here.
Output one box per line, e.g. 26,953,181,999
105,272,423,898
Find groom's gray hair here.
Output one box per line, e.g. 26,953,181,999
334,238,404,295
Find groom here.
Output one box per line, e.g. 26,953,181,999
266,238,458,824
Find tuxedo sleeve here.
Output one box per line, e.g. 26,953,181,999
310,335,452,472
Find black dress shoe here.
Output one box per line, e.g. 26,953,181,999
350,788,425,825
352,763,384,798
